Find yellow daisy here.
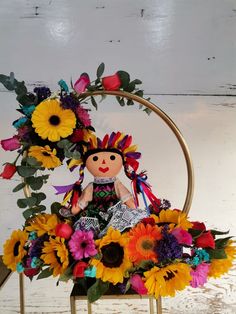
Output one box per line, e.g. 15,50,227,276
25,214,59,236
28,145,61,169
151,209,193,230
3,230,28,271
208,240,236,278
41,237,69,277
144,263,192,298
90,227,132,285
31,99,76,142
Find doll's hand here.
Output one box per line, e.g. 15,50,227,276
71,204,81,215
125,198,136,209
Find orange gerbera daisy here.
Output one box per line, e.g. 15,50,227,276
127,223,162,264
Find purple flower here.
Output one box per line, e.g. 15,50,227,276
34,87,51,103
29,235,47,258
60,94,80,111
69,230,97,260
155,225,183,262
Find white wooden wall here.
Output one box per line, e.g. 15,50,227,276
0,1,236,313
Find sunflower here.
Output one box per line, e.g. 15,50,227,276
90,227,132,285
41,237,69,277
28,145,61,169
3,230,28,271
25,214,59,236
127,223,162,264
151,209,193,230
144,263,192,298
208,240,236,278
31,99,76,142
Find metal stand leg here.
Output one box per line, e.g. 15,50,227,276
149,297,154,314
70,295,76,314
19,273,25,314
87,301,92,314
156,296,162,314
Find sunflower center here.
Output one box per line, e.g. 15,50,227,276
141,240,153,251
101,242,124,268
42,152,51,156
163,270,177,281
80,241,87,249
13,241,21,256
49,115,60,126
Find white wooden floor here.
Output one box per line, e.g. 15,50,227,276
0,1,236,313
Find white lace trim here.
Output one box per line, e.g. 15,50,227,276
94,177,116,184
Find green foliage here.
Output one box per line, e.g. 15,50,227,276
51,202,62,214
13,182,26,193
87,279,109,303
25,175,49,191
37,267,53,280
205,248,227,259
17,165,38,177
96,63,105,78
117,71,130,89
188,228,204,238
91,96,98,110
59,267,73,282
211,229,229,236
215,237,233,249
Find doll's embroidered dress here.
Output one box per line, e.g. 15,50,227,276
73,177,147,237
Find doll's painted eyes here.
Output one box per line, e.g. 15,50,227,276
93,156,99,161
110,155,116,161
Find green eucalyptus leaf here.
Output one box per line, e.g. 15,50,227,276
133,79,142,84
126,81,136,93
96,63,105,78
26,157,42,167
31,192,46,204
16,94,34,106
125,280,131,293
143,108,152,115
71,151,81,159
0,73,17,91
17,198,28,208
22,208,34,219
127,99,134,106
17,166,37,177
25,196,38,207
51,202,62,214
15,81,27,96
57,139,72,149
87,279,109,303
91,96,98,110
13,182,26,193
25,176,44,190
117,71,130,89
37,267,53,280
135,90,144,97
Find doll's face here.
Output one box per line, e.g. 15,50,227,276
85,151,123,177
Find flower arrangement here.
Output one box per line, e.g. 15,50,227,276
0,65,235,303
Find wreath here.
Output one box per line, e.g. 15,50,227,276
0,64,235,303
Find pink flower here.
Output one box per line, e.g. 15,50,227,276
74,73,90,93
1,136,21,151
171,228,192,245
130,274,148,295
190,263,210,288
69,230,97,260
76,106,91,127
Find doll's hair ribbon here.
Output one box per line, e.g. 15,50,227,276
131,171,161,215
53,181,82,207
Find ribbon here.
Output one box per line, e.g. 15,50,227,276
131,171,161,215
53,181,82,207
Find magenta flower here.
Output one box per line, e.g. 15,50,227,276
190,263,210,288
1,136,21,151
69,230,97,260
76,106,91,127
171,227,192,246
74,73,90,94
130,274,148,295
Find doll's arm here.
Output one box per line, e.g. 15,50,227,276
115,179,136,208
71,183,93,215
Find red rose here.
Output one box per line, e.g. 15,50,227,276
195,231,215,249
141,217,156,226
55,223,73,239
70,129,85,143
0,163,17,179
102,73,121,91
191,221,206,231
24,267,40,278
73,261,88,278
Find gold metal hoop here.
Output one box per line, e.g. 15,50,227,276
80,90,194,214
